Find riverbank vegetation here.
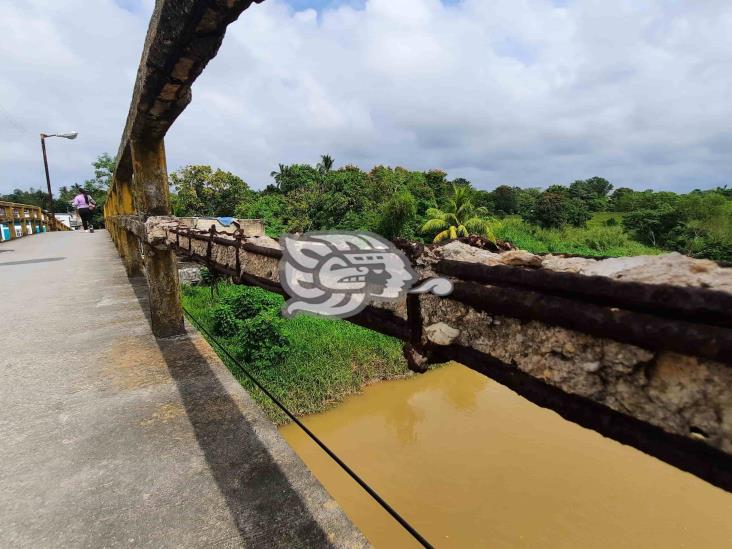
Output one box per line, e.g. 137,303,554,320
168,155,732,261
182,282,410,423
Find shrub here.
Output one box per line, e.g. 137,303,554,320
211,304,241,337
235,311,289,370
200,267,225,287
223,286,283,320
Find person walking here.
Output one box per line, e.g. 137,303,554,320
71,189,97,233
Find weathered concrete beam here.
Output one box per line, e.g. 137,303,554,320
115,0,264,181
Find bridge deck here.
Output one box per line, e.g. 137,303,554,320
0,231,366,548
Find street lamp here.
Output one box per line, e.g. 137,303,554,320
40,131,78,212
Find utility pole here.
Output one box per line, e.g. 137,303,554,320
39,131,78,212
40,134,52,211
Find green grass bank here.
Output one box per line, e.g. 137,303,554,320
182,282,411,424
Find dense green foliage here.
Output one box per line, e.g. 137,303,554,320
170,165,251,217
182,282,410,423
171,155,730,260
620,190,732,261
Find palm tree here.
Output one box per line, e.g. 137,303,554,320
421,184,496,243
270,164,291,191
317,154,334,175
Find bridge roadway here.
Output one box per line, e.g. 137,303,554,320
0,230,367,548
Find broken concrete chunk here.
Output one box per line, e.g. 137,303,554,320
540,255,596,273
499,250,542,268
424,322,461,346
438,241,502,265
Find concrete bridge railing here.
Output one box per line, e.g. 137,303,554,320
0,200,70,242
104,0,732,496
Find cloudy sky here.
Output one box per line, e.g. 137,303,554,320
2,0,731,195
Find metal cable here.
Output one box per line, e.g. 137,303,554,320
182,305,434,549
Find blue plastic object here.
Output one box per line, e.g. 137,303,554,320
217,217,236,227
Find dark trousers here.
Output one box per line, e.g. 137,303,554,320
78,208,93,230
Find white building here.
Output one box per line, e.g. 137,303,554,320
55,213,81,230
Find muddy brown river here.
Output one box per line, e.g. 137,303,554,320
281,363,732,548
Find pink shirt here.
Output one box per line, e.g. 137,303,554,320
72,193,94,209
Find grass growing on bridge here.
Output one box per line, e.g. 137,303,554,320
182,282,411,423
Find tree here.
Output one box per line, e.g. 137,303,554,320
317,154,335,175
2,153,116,218
609,187,638,211
170,165,251,217
367,166,438,218
569,176,613,211
623,203,684,247
516,188,541,218
270,164,319,194
526,191,591,228
490,185,519,215
284,186,320,233
421,184,495,242
91,153,116,190
376,190,417,240
270,164,291,191
425,169,450,204
1,188,48,209
451,177,472,188
314,165,375,230
235,192,288,238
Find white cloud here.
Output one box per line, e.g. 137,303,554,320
2,0,732,195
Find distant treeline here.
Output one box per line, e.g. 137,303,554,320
170,156,732,261
2,153,115,227
4,153,731,260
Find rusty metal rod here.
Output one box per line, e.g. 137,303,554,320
436,259,732,328
168,227,283,258
448,281,732,366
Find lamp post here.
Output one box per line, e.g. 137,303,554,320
40,131,78,212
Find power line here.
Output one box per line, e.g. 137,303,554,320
182,305,434,549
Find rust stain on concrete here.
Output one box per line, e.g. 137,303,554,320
101,336,172,391
140,402,186,427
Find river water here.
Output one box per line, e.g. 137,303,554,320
281,363,732,548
